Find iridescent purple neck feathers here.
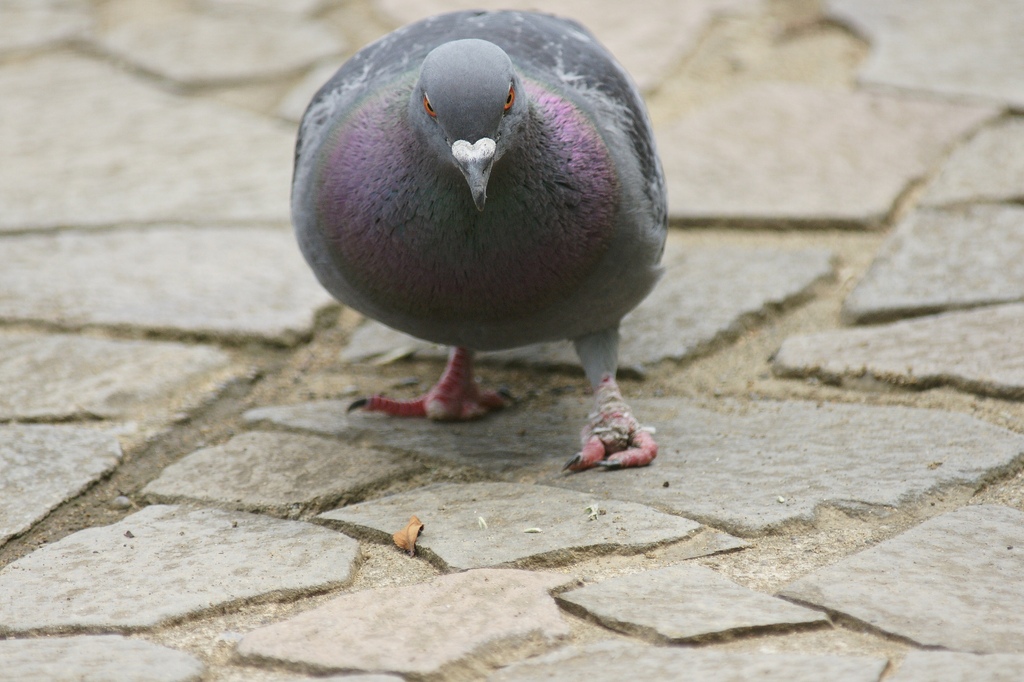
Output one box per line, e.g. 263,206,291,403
314,79,619,323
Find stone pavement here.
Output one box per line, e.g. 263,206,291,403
1,0,1023,680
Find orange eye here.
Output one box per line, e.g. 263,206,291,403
423,94,436,117
504,85,515,111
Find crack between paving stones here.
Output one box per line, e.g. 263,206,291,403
316,514,702,572
0,317,320,349
313,518,453,571
773,595,951,654
808,16,873,49
650,476,1019,541
553,594,833,647
924,197,1024,212
74,40,327,94
234,627,566,682
774,360,1024,402
229,652,397,682
0,411,110,425
842,297,1024,326
0,580,357,640
963,450,1024,494
885,111,1011,230
142,466,434,523
860,369,1024,402
0,218,291,238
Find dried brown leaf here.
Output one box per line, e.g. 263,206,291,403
393,515,424,556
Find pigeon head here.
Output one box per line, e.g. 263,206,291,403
410,38,528,211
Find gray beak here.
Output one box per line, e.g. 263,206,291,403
452,138,496,212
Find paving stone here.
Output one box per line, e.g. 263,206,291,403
656,83,996,226
489,640,886,682
0,54,292,232
374,0,755,92
554,399,1024,536
557,563,826,642
922,118,1024,207
841,207,1024,324
245,400,360,437
827,0,1024,108
0,226,334,344
237,569,571,677
0,331,233,421
0,635,203,682
341,243,834,369
0,505,359,633
246,399,582,473
0,425,121,548
890,651,1024,682
96,10,343,86
781,505,1024,653
248,397,1024,535
0,0,91,53
774,304,1024,400
318,482,701,570
143,431,422,517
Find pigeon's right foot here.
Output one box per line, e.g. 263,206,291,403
349,346,508,421
563,375,658,472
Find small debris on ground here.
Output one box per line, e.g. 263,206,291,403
393,515,424,556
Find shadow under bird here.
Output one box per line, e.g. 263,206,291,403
292,10,667,471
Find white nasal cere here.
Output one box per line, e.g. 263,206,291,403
451,138,496,164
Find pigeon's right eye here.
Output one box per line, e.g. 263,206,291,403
423,94,436,117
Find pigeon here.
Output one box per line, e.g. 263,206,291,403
292,10,667,471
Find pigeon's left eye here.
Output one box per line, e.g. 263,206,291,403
504,85,515,111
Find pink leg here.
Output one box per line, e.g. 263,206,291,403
350,347,508,421
563,375,658,472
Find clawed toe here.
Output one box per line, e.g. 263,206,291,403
347,347,507,421
564,433,657,472
350,389,508,421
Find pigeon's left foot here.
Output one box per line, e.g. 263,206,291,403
350,346,508,421
563,375,658,472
